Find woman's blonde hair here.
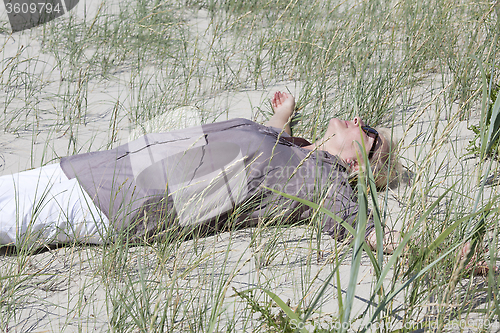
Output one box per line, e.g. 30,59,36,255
349,127,402,191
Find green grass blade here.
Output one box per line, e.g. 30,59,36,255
485,90,500,154
341,168,369,332
427,204,493,252
360,241,465,333
472,55,489,159
371,181,458,299
264,186,381,275
406,204,496,278
303,244,352,322
259,289,308,333
263,186,357,238
358,136,384,272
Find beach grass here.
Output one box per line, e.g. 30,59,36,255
1,0,500,331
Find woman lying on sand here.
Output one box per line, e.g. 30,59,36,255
0,91,401,251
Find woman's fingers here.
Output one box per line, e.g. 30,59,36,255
271,91,295,118
272,91,280,109
273,91,284,107
272,91,290,107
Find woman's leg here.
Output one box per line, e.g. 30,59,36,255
0,163,109,247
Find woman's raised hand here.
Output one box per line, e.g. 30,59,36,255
265,91,296,135
271,91,295,120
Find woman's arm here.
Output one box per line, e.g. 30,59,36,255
265,91,295,135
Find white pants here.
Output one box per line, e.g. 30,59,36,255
0,163,109,247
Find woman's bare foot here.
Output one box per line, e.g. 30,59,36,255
271,91,295,119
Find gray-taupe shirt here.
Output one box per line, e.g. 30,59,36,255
60,118,373,240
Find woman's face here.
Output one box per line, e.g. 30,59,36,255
320,117,381,167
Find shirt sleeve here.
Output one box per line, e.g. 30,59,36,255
301,172,375,241
264,125,292,137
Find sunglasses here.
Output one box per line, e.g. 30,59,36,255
361,125,379,160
